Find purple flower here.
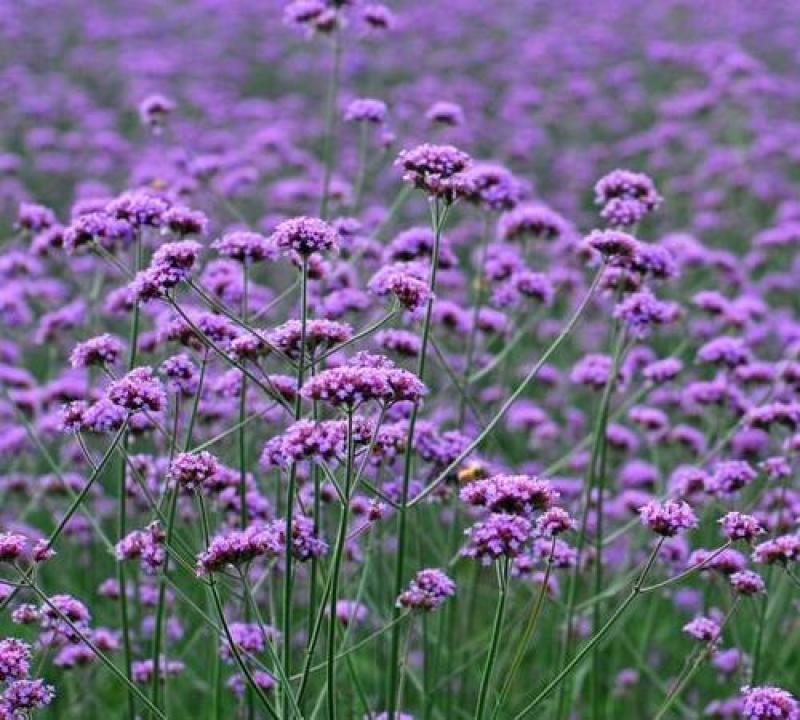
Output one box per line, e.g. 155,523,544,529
2,678,55,713
498,203,567,242
0,639,31,683
269,217,339,257
397,568,456,611
460,474,557,515
639,499,697,537
613,289,680,337
719,512,764,542
462,513,533,564
168,452,220,492
740,686,799,720
453,163,523,211
368,263,431,313
212,232,276,263
594,169,662,227
729,570,766,596
536,507,576,537
106,367,166,413
196,525,282,575
683,616,721,643
69,334,125,368
344,98,388,124
395,143,471,200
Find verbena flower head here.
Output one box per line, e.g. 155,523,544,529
683,616,721,643
453,163,523,211
2,678,55,713
106,367,166,413
536,507,576,537
0,639,31,683
269,216,339,257
168,451,220,492
729,570,766,596
498,203,567,242
639,499,697,536
344,98,388,124
196,525,282,575
301,355,425,409
613,289,680,337
740,686,799,720
594,169,662,227
462,513,533,564
212,231,276,263
69,334,124,369
395,143,471,200
397,568,456,611
719,512,764,542
460,474,557,515
368,263,431,313
584,229,639,265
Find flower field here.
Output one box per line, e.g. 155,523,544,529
1,1,799,718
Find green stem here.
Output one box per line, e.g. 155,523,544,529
387,198,447,716
319,23,343,219
493,539,556,717
283,258,309,715
475,559,510,720
410,267,603,507
513,539,663,719
326,410,356,719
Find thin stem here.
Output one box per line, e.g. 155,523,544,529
326,410,356,719
387,198,447,716
410,267,603,507
319,23,343,219
512,538,663,719
197,496,280,720
493,539,556,717
283,258,309,715
475,559,510,720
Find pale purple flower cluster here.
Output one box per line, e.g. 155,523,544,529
594,169,662,227
395,143,471,199
130,240,203,302
69,334,124,368
269,217,339,257
397,568,456,611
639,499,698,536
115,521,166,573
212,231,276,263
196,525,282,575
462,513,533,564
719,512,764,542
460,474,557,515
106,366,166,413
168,451,221,492
741,686,799,720
301,356,425,408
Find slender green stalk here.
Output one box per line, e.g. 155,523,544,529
319,23,343,219
197,496,280,720
326,410,356,719
410,267,603,507
387,198,448,716
557,316,625,720
118,230,143,720
493,539,556,717
24,577,166,719
283,258,309,715
151,350,209,712
458,215,492,427
653,598,740,720
513,539,663,719
475,559,511,720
